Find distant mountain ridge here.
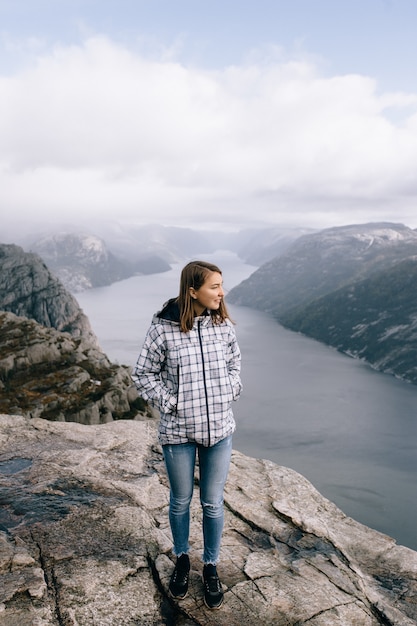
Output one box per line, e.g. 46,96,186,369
17,223,309,293
92,222,310,266
228,222,417,384
231,226,315,265
29,232,170,292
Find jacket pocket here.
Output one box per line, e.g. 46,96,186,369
205,341,234,410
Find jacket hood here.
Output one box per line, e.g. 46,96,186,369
155,297,211,326
157,298,180,323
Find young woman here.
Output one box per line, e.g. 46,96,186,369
132,260,242,609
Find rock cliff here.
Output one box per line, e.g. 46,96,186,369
280,256,417,384
0,310,149,423
0,243,98,345
1,415,416,626
0,245,149,424
228,222,417,384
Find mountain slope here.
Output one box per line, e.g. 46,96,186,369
0,243,98,345
280,257,417,384
231,226,315,265
30,232,170,292
228,222,417,384
228,222,417,316
89,223,217,264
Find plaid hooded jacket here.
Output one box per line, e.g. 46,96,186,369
132,299,242,447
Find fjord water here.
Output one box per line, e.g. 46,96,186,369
77,251,417,551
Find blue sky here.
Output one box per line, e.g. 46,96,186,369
2,0,417,235
2,0,417,90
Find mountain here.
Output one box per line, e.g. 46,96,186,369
0,310,149,422
0,242,150,422
87,222,218,264
29,232,170,292
13,224,311,293
0,243,98,345
228,222,417,315
227,226,315,265
228,222,417,383
280,256,417,383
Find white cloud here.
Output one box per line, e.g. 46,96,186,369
1,35,417,231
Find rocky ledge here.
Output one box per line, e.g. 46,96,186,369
1,415,416,626
0,311,149,423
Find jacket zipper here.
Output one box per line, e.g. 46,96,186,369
174,364,180,415
197,319,211,446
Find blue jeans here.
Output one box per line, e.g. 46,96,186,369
162,435,232,565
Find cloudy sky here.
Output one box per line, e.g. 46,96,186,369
2,0,417,237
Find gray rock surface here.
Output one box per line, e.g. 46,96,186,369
1,415,416,625
0,243,98,345
0,311,149,423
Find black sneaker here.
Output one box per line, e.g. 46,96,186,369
169,554,190,599
203,564,224,609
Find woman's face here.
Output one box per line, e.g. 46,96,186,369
191,271,224,315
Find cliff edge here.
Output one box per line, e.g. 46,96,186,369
1,416,416,626
0,243,98,345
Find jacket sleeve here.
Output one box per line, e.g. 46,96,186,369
131,324,177,414
227,324,242,401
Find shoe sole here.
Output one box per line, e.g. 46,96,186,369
204,596,224,610
169,587,188,600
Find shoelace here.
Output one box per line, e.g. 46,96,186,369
172,568,189,583
204,574,221,593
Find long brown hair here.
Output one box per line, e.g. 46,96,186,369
177,260,232,332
